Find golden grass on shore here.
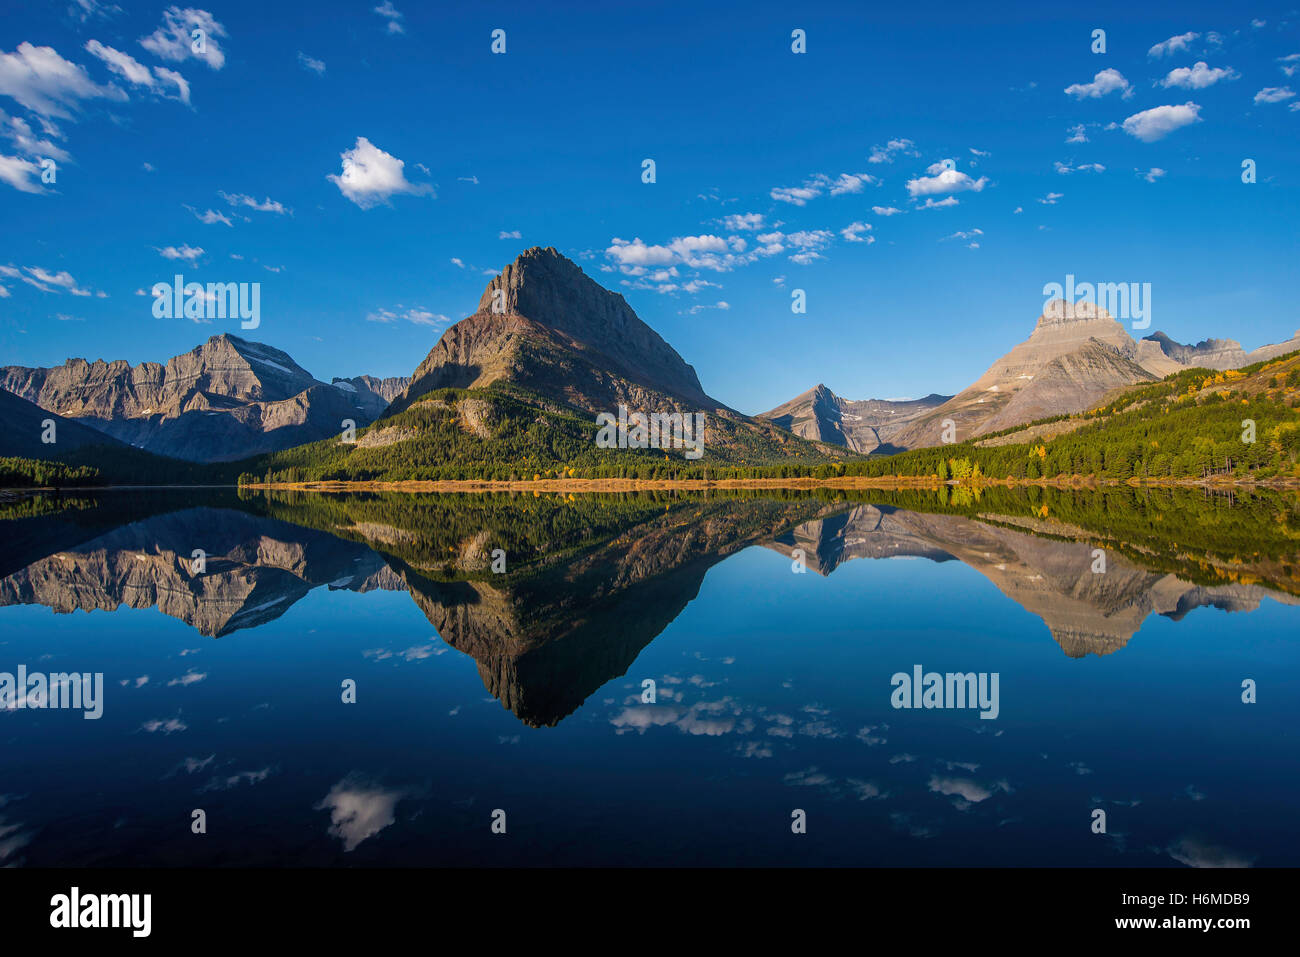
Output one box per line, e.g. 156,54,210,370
237,475,1300,493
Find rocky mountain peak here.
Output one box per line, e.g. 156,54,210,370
477,246,617,318
443,245,708,403
1037,298,1119,327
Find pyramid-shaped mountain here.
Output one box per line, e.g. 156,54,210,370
389,246,713,415
367,247,831,467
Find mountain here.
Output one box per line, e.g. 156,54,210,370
1142,331,1248,370
0,506,400,637
389,246,712,414
1143,329,1300,370
328,374,411,420
892,300,1173,448
0,387,135,458
758,384,950,453
767,503,1298,658
253,247,843,480
1,335,400,463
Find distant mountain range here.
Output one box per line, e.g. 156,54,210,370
759,386,950,454
766,300,1300,452
1,244,1297,479
0,335,408,462
252,246,837,479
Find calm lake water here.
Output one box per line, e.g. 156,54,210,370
1,487,1296,867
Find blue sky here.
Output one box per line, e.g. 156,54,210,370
1,0,1297,414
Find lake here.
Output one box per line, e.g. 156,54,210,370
1,486,1296,867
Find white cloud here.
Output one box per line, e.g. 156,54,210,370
69,1,123,23
1148,32,1199,58
867,138,918,164
189,206,232,225
1279,54,1300,78
906,167,988,198
84,40,153,87
139,7,228,70
606,238,675,267
297,52,325,75
450,257,464,268
219,191,288,214
0,111,70,163
367,305,449,327
840,221,874,243
1066,124,1088,143
871,205,903,216
969,147,990,157
1037,192,1063,205
1054,161,1105,174
1064,68,1131,99
157,244,204,263
770,179,823,206
1254,86,1295,104
373,2,405,35
828,172,875,195
12,265,96,295
1160,61,1237,89
1139,167,1166,183
83,40,192,105
942,228,983,241
0,41,125,118
783,229,834,264
498,229,521,239
685,300,730,314
315,777,408,852
0,153,42,193
720,212,764,231
1121,102,1202,141
919,196,959,209
327,136,433,208
771,172,874,205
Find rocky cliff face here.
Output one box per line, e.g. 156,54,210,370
1,335,401,462
390,247,711,415
1142,331,1248,371
893,301,1161,448
759,384,950,453
1144,329,1300,370
329,374,411,419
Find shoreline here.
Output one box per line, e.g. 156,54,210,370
235,475,1300,492
5,476,1299,494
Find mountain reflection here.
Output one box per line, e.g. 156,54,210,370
2,487,1296,726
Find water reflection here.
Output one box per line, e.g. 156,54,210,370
3,487,1296,727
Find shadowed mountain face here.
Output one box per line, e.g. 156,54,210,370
0,505,399,637
390,247,712,416
0,387,136,459
3,488,1295,725
759,385,950,453
0,335,401,463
